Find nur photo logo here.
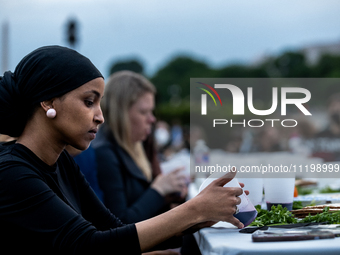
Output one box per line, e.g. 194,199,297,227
195,80,312,128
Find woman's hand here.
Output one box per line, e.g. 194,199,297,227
151,168,187,196
191,171,244,228
181,178,250,232
136,171,246,251
239,182,249,196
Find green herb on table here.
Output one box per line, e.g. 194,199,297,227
292,200,316,210
296,186,313,195
300,207,340,224
293,201,304,210
249,205,298,227
319,186,340,194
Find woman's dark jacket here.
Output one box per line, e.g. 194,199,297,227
92,124,169,224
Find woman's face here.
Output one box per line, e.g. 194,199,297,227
52,77,105,150
128,92,156,143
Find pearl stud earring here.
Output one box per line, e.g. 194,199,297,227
46,108,57,118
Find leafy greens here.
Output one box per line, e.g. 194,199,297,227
249,205,297,227
249,205,340,227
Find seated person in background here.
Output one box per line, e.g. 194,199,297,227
154,120,173,162
143,125,188,210
92,71,187,224
307,93,340,161
288,116,317,157
250,127,283,152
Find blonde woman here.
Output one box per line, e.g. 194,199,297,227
92,71,187,224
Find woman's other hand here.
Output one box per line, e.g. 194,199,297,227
151,168,187,196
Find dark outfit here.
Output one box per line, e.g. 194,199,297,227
92,124,169,224
73,145,104,201
0,142,140,254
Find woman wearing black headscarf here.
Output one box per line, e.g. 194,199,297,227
0,46,245,255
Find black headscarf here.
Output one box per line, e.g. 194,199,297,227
0,45,103,137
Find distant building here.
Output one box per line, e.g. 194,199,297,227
251,38,340,66
301,39,340,64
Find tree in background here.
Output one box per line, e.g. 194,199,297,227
106,50,340,125
261,51,311,77
313,54,340,78
148,56,213,124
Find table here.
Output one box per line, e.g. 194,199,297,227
189,181,340,255
194,222,340,255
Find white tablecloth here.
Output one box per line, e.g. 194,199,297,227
188,181,340,255
194,224,340,255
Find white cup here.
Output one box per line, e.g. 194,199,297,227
263,178,295,210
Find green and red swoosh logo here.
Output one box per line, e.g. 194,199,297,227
196,82,222,106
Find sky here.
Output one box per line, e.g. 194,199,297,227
1,0,340,78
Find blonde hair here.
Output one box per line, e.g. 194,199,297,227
101,71,156,181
